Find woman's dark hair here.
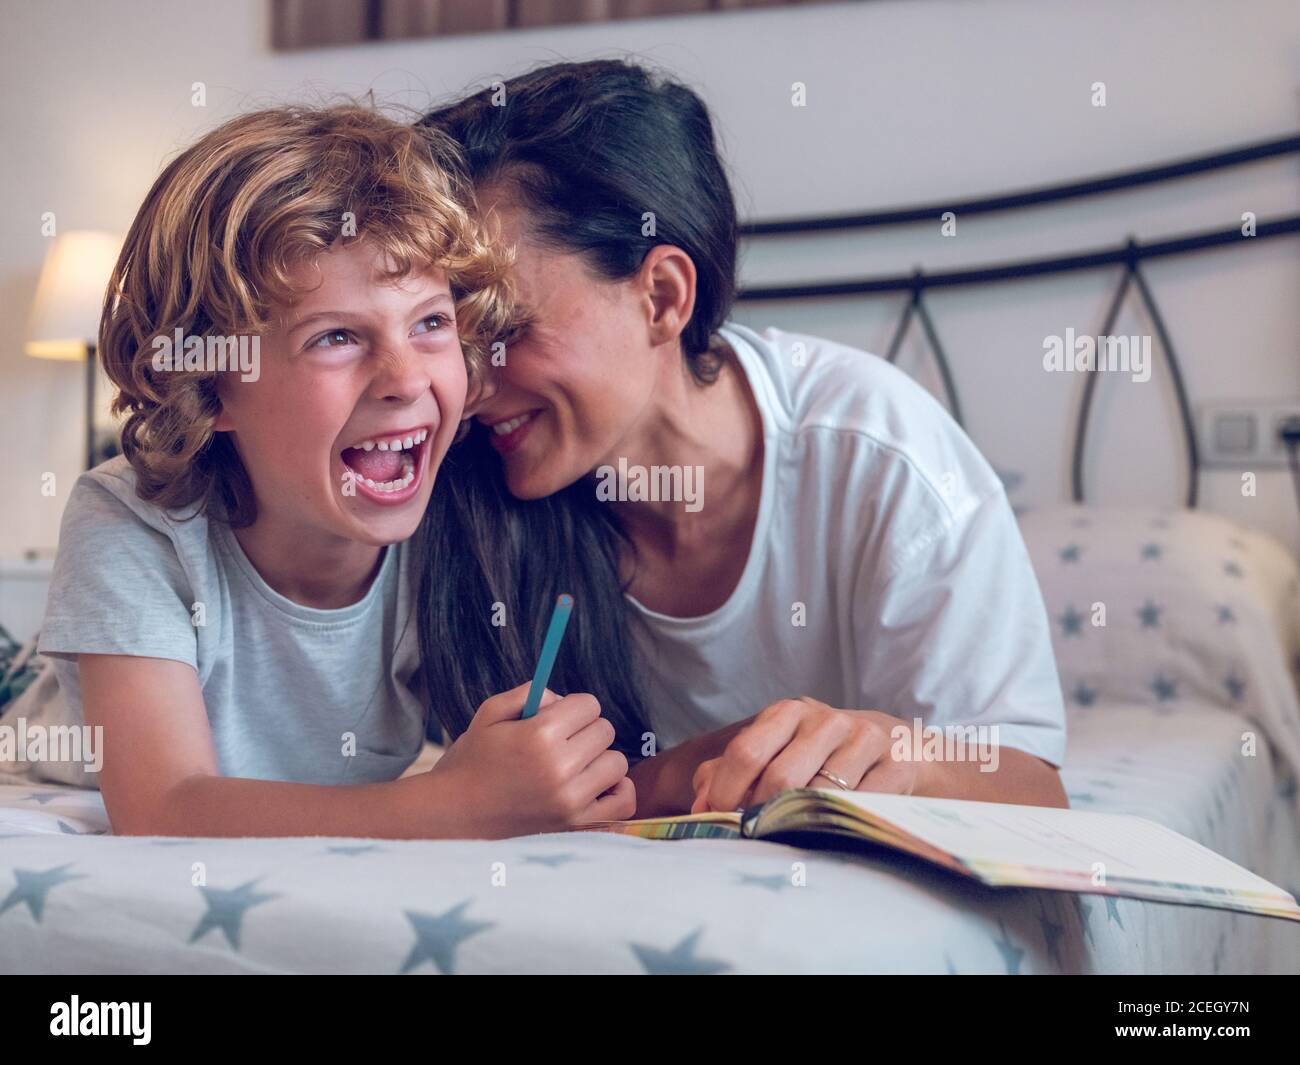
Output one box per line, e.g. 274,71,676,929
416,432,649,755
418,58,738,381
414,59,740,756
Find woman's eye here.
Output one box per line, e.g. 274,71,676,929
503,314,533,345
310,330,354,348
412,313,451,336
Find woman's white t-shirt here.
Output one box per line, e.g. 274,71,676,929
627,322,1067,766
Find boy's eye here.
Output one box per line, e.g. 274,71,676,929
411,312,451,336
310,329,355,348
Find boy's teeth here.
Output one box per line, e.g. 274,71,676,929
492,412,535,436
348,428,428,452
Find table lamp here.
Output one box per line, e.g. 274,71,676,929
24,230,122,470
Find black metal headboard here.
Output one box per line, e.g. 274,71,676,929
733,134,1300,509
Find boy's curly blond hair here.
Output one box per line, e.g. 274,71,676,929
100,103,513,527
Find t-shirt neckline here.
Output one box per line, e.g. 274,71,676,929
214,519,394,625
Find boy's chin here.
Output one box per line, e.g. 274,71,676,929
339,494,429,546
346,510,424,547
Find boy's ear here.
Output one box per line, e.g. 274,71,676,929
211,404,235,432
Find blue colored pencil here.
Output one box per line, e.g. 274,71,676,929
521,594,574,718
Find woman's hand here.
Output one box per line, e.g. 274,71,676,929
430,682,637,837
689,696,920,813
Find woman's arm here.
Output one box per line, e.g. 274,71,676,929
915,745,1068,807
629,711,1067,816
689,698,1070,813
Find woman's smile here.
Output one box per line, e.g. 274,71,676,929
483,408,543,454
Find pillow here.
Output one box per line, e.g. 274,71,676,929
1017,504,1300,789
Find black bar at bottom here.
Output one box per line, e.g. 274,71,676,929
2,973,1293,1050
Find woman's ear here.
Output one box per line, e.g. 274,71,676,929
639,245,697,348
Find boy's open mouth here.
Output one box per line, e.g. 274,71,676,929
339,426,430,500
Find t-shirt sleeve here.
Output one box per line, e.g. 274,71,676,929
851,488,1068,768
37,473,200,669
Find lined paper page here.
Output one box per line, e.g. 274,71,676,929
818,790,1292,898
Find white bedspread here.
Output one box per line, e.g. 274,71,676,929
2,699,1296,974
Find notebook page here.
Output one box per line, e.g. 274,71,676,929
816,790,1291,898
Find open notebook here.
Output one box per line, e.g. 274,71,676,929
579,788,1300,922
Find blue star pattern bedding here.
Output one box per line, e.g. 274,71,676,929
1,505,1297,973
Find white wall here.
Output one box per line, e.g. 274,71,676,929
2,0,1298,557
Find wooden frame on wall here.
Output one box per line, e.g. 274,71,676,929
271,0,850,50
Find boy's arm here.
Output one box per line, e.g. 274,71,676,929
79,653,463,839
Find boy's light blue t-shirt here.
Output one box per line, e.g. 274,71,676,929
4,456,427,788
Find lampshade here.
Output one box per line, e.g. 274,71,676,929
24,230,121,361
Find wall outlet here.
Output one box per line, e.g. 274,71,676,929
1199,400,1300,468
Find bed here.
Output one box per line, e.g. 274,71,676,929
2,504,1298,974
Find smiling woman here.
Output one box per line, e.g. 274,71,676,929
413,60,738,762
417,59,1069,817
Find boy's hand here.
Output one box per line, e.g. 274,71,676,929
428,682,636,837
689,697,920,813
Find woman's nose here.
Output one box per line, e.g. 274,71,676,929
463,364,500,417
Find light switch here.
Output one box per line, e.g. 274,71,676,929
1200,400,1300,468
1213,412,1256,455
